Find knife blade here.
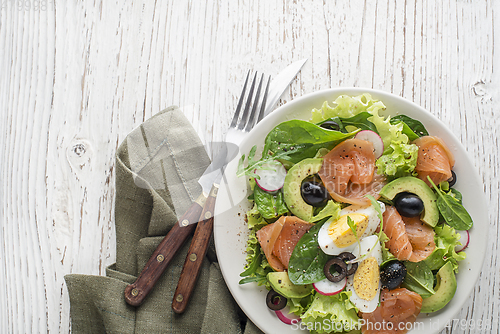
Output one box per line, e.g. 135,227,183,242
124,59,307,307
197,58,307,196
171,59,306,313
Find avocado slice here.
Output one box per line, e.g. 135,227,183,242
282,158,323,221
379,176,439,227
267,272,313,299
421,261,457,313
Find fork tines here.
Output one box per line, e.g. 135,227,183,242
231,71,271,132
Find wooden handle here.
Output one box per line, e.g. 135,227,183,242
171,184,218,314
124,194,207,306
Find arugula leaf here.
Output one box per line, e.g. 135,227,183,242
346,216,357,238
390,115,429,138
346,195,385,264
238,274,268,285
288,218,331,285
237,145,291,178
402,261,435,298
253,187,289,219
366,195,384,235
347,216,362,255
239,247,262,277
428,177,473,230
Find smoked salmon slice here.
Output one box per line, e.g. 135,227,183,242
256,218,286,271
361,288,423,334
256,216,314,271
382,206,435,262
319,138,383,205
413,136,455,187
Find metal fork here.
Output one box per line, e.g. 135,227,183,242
171,72,271,313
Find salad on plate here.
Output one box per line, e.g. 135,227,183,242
236,94,473,334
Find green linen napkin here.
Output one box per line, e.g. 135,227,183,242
64,106,264,334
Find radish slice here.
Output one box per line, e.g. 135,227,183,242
275,306,301,325
455,230,470,253
355,130,384,158
254,161,287,192
312,277,347,296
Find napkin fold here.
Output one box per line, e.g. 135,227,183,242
65,106,264,334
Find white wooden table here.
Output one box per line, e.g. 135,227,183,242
1,1,498,333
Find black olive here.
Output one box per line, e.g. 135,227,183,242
301,176,331,207
337,252,358,276
447,170,457,187
380,260,407,290
320,120,340,131
266,290,287,311
394,192,424,217
324,257,347,282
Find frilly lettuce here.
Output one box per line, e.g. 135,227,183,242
299,292,360,333
311,93,385,123
375,140,419,177
424,224,466,273
239,205,272,286
367,107,409,154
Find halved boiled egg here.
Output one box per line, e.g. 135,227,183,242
317,202,385,256
345,235,383,313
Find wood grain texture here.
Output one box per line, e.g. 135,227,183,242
0,0,498,333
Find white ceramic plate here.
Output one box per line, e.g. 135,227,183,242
214,88,488,334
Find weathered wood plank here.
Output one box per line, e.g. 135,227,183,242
0,0,498,332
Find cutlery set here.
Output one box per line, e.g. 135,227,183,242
124,59,307,312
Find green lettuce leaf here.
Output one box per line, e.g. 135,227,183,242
375,141,419,178
288,294,315,316
310,200,341,223
379,231,396,266
239,205,273,287
367,107,409,155
253,187,289,219
300,292,360,333
310,93,384,123
423,224,466,273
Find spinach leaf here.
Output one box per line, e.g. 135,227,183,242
449,188,463,204
340,112,379,133
319,112,378,133
264,120,357,165
390,115,429,138
253,187,289,219
288,218,330,285
402,261,435,298
428,177,473,230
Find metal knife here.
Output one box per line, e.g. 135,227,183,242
124,59,307,307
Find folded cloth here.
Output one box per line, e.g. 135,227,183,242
65,106,264,334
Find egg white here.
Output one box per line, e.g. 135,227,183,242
345,235,383,313
340,202,385,239
317,202,385,256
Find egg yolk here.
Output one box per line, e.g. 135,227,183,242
327,213,369,248
353,256,380,301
